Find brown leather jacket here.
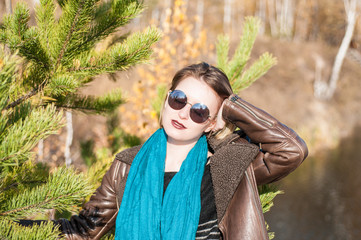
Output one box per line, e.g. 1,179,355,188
56,94,308,240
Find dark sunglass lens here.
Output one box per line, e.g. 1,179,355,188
168,90,187,110
190,103,209,123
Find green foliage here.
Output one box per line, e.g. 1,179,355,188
0,218,63,240
80,140,97,167
0,162,49,206
0,0,159,237
151,83,168,119
0,0,160,113
258,184,284,239
0,105,64,169
216,17,277,93
258,184,284,214
0,167,92,219
56,88,126,114
99,230,115,240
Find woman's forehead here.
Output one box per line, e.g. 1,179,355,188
175,77,221,109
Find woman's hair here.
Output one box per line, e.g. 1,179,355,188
165,62,236,139
169,62,232,100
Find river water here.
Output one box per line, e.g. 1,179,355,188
265,125,361,240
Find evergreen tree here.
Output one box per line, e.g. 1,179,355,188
0,0,160,238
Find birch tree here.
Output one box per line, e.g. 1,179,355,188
5,0,12,14
194,0,204,36
314,0,359,99
223,0,233,34
268,0,295,38
256,0,267,34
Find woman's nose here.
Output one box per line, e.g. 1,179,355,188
178,104,191,120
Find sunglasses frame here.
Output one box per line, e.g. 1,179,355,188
167,90,211,124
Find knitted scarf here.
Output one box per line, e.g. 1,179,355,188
115,128,208,240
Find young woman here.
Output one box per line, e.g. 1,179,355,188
33,62,308,239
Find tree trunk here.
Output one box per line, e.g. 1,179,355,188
268,0,279,37
224,0,233,34
65,111,73,167
5,0,12,14
279,0,294,38
159,0,172,29
256,0,267,34
194,0,204,36
325,0,358,99
293,0,310,41
38,139,44,162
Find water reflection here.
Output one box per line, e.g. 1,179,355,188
265,125,361,240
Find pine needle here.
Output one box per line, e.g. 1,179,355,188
0,218,63,240
0,167,92,219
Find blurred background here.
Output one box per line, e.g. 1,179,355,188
1,0,361,239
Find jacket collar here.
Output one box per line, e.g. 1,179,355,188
208,133,259,223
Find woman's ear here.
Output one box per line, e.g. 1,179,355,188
204,119,217,133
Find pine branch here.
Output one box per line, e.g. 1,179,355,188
0,161,48,198
151,83,167,118
45,75,81,97
216,34,230,73
16,28,50,71
86,155,113,191
258,184,284,214
56,88,125,114
4,88,38,110
35,0,56,62
0,218,63,240
55,0,87,71
11,3,30,43
234,52,277,92
1,2,51,73
0,46,20,102
0,105,64,167
66,0,143,58
2,102,31,137
228,17,261,83
0,167,92,219
69,27,160,76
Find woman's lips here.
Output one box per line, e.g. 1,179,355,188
171,120,186,129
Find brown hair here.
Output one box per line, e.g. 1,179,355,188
164,62,236,139
169,62,233,100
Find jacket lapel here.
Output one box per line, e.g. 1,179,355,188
208,134,259,223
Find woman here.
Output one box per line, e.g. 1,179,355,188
47,62,308,239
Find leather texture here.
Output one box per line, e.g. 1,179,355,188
55,94,308,240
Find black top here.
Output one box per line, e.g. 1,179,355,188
164,164,221,240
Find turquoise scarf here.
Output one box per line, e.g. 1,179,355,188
115,128,208,239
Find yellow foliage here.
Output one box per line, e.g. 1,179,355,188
120,0,211,139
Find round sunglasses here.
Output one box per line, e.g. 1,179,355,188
168,90,211,124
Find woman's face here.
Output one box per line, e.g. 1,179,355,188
161,77,222,145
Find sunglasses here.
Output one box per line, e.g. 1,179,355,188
168,90,211,124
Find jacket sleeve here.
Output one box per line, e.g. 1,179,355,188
222,94,308,185
54,159,128,240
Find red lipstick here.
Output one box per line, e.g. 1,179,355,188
171,120,186,129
